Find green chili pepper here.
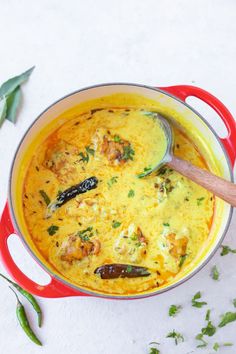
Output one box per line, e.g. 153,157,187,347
9,288,42,346
0,273,42,327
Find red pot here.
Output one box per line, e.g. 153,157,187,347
0,84,235,298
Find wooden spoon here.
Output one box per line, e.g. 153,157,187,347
167,155,236,207
145,113,236,207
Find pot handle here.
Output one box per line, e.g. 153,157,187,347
0,202,87,298
158,85,236,167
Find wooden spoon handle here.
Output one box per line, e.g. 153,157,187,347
167,155,236,207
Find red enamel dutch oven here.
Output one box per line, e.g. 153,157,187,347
0,84,235,299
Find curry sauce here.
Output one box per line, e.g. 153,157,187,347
23,107,214,295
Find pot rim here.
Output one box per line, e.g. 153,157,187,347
8,82,234,299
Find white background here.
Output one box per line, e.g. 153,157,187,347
0,1,236,353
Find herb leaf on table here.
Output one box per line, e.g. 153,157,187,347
220,245,236,256
5,87,22,123
168,304,182,317
166,330,184,345
0,96,7,127
218,311,236,327
211,265,220,280
192,291,207,308
0,66,34,97
0,66,34,126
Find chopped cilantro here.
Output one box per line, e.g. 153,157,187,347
149,348,160,354
179,255,187,268
122,145,135,161
85,146,95,156
47,225,59,236
213,342,219,351
220,245,236,256
128,189,135,198
137,166,152,178
79,145,94,163
79,151,89,163
205,309,211,321
233,298,236,308
211,265,219,280
114,135,121,143
77,226,93,241
168,305,182,317
197,197,205,205
213,342,233,351
195,333,208,348
201,321,216,337
39,190,51,205
130,234,138,241
218,311,236,327
112,221,121,229
166,330,184,345
107,176,118,188
163,222,170,227
192,291,207,308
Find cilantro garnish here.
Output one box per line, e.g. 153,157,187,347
166,330,184,345
168,305,182,317
192,291,207,308
47,225,59,236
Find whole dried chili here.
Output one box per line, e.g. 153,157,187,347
46,176,98,217
94,264,150,279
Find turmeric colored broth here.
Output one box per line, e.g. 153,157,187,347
23,107,214,295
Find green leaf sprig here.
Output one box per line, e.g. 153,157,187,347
192,291,207,308
0,67,34,126
166,330,184,345
168,305,182,317
220,245,236,256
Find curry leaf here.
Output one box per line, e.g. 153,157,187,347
5,87,22,123
0,66,35,97
0,96,7,127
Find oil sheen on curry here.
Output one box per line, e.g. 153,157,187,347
23,106,214,295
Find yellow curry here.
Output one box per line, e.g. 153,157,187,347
23,99,214,295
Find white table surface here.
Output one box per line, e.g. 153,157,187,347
0,1,236,353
